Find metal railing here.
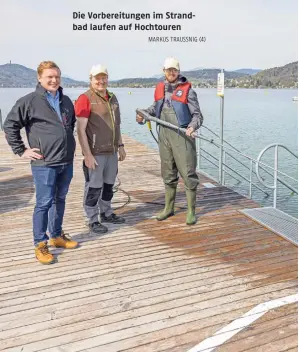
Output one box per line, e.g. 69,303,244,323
256,144,298,208
197,125,298,213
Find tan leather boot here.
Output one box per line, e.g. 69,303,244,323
49,231,78,249
35,242,54,264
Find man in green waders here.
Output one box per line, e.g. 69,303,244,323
136,57,203,225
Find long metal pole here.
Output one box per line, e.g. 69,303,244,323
0,109,3,131
199,128,202,171
249,160,253,198
219,95,224,184
223,151,226,185
273,145,278,208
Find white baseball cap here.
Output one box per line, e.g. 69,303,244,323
90,64,108,76
164,57,180,70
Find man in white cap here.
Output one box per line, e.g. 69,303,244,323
75,64,126,235
136,57,203,225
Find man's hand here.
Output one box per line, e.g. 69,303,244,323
84,154,98,169
21,148,43,160
136,114,144,124
118,146,126,161
186,127,195,138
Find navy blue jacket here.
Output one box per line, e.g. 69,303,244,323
4,84,76,166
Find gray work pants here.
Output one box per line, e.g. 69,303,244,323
83,154,118,224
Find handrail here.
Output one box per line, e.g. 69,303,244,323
200,148,269,197
200,128,297,193
200,149,240,183
203,124,286,180
202,124,242,153
201,131,255,176
255,143,298,183
255,144,298,208
199,132,298,183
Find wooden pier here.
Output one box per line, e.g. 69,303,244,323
0,131,297,352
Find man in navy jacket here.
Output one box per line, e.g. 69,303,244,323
4,61,78,264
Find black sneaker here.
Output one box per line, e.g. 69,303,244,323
89,222,108,235
101,213,126,224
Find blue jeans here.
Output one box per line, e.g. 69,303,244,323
31,164,73,246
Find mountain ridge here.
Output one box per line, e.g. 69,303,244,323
0,63,87,88
0,62,297,88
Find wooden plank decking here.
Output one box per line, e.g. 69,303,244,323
0,131,297,352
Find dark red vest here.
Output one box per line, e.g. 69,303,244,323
154,81,192,127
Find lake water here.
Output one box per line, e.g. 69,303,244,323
0,87,298,217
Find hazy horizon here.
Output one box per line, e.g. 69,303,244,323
2,61,293,82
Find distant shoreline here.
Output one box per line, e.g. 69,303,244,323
1,62,297,89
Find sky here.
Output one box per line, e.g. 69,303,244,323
0,0,298,80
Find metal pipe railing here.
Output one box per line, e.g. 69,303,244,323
201,137,297,194
201,126,297,191
255,144,298,208
199,153,244,185
199,132,298,185
200,149,240,183
202,124,240,153
223,151,226,185
200,148,269,197
249,160,253,199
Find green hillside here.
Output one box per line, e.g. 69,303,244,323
0,63,87,88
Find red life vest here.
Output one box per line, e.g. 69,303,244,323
154,81,192,127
